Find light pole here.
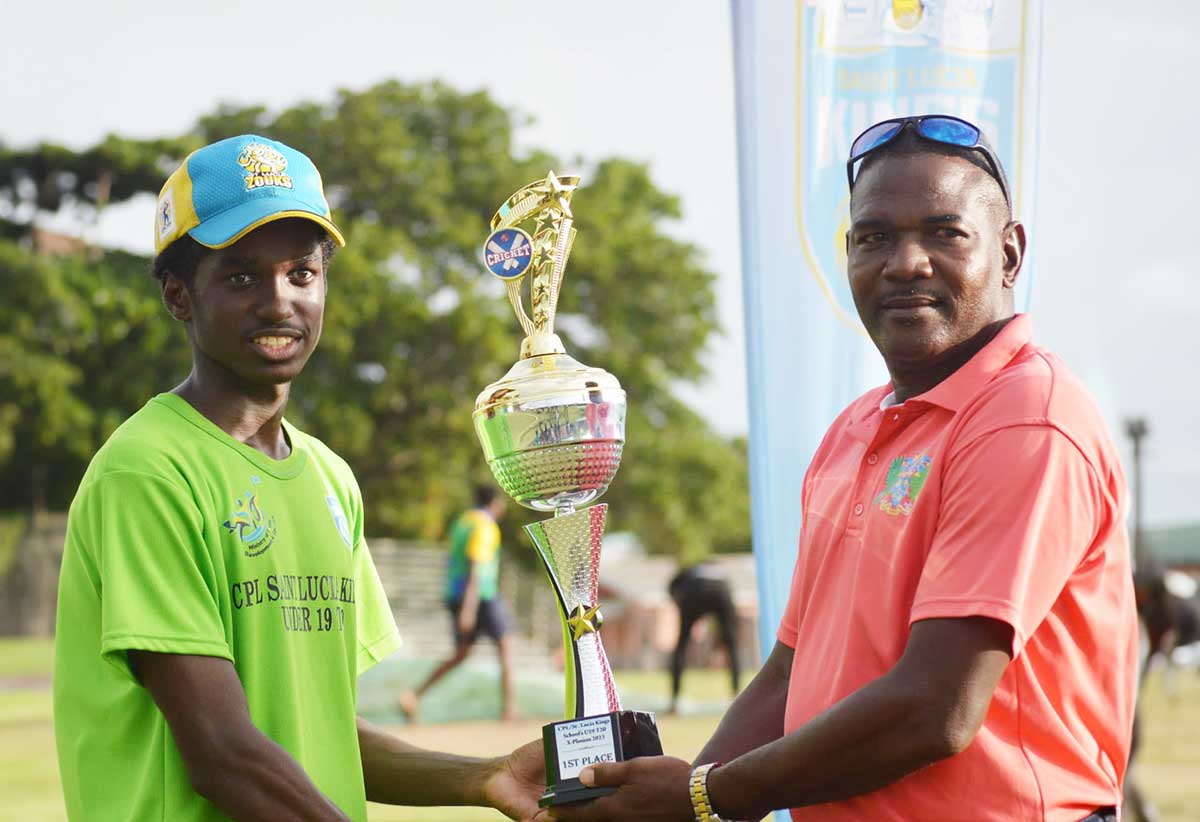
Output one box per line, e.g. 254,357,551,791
1124,417,1149,564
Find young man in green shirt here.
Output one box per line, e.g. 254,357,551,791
53,134,544,821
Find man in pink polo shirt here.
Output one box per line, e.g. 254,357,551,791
549,116,1138,822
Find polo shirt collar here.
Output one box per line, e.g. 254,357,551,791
847,314,1033,436
911,313,1033,412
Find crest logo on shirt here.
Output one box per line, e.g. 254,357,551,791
223,476,278,556
875,453,932,516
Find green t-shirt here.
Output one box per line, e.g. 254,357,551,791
445,509,502,602
53,394,402,821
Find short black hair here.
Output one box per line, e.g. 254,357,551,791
151,222,338,286
853,128,1011,218
474,485,500,508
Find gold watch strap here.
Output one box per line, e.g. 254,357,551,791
688,762,723,822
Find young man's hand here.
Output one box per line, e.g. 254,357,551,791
484,738,549,821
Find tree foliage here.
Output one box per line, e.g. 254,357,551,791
0,80,749,560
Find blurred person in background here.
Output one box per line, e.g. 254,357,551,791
400,484,518,722
1134,559,1200,678
1125,559,1200,821
548,115,1138,822
666,563,741,714
52,135,543,822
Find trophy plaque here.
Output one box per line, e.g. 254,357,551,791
474,172,662,806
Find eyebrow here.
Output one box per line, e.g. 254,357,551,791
217,252,321,268
851,214,965,231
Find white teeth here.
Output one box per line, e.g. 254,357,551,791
253,336,293,348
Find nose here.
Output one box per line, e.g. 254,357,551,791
256,273,296,323
880,235,933,282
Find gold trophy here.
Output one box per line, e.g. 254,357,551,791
475,172,662,807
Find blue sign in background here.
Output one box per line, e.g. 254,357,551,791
799,35,1030,325
731,1,1043,773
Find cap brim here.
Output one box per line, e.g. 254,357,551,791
189,198,346,249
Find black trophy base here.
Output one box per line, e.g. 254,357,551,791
539,709,663,808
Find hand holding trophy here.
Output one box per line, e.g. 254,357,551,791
474,172,663,807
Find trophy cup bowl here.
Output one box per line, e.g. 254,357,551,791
474,353,625,513
473,173,662,807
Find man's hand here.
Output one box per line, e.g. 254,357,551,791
482,739,548,821
546,756,693,822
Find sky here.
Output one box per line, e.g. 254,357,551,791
2,0,1196,527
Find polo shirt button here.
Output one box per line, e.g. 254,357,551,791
853,502,864,516
891,412,900,421
867,453,878,465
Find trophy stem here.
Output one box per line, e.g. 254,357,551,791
525,504,622,719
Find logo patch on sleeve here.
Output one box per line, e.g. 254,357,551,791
325,496,354,551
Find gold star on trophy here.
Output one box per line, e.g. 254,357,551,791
566,603,603,641
545,170,575,217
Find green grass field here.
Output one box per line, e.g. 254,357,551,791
3,639,1197,821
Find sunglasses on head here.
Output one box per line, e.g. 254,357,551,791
846,115,1011,206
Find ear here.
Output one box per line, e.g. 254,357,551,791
161,273,193,322
1000,220,1026,290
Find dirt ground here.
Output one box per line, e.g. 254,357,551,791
3,639,1197,821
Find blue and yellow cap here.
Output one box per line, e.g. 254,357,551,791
154,134,346,256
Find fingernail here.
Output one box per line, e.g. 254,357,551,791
579,767,594,786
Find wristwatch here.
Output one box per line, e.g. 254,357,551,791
688,762,726,822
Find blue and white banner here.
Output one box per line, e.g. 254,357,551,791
732,0,1044,660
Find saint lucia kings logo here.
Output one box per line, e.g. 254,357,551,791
223,476,278,556
874,453,932,516
237,143,293,190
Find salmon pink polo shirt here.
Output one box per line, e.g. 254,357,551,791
776,315,1138,822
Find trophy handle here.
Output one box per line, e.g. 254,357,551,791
505,279,536,338
484,171,581,360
